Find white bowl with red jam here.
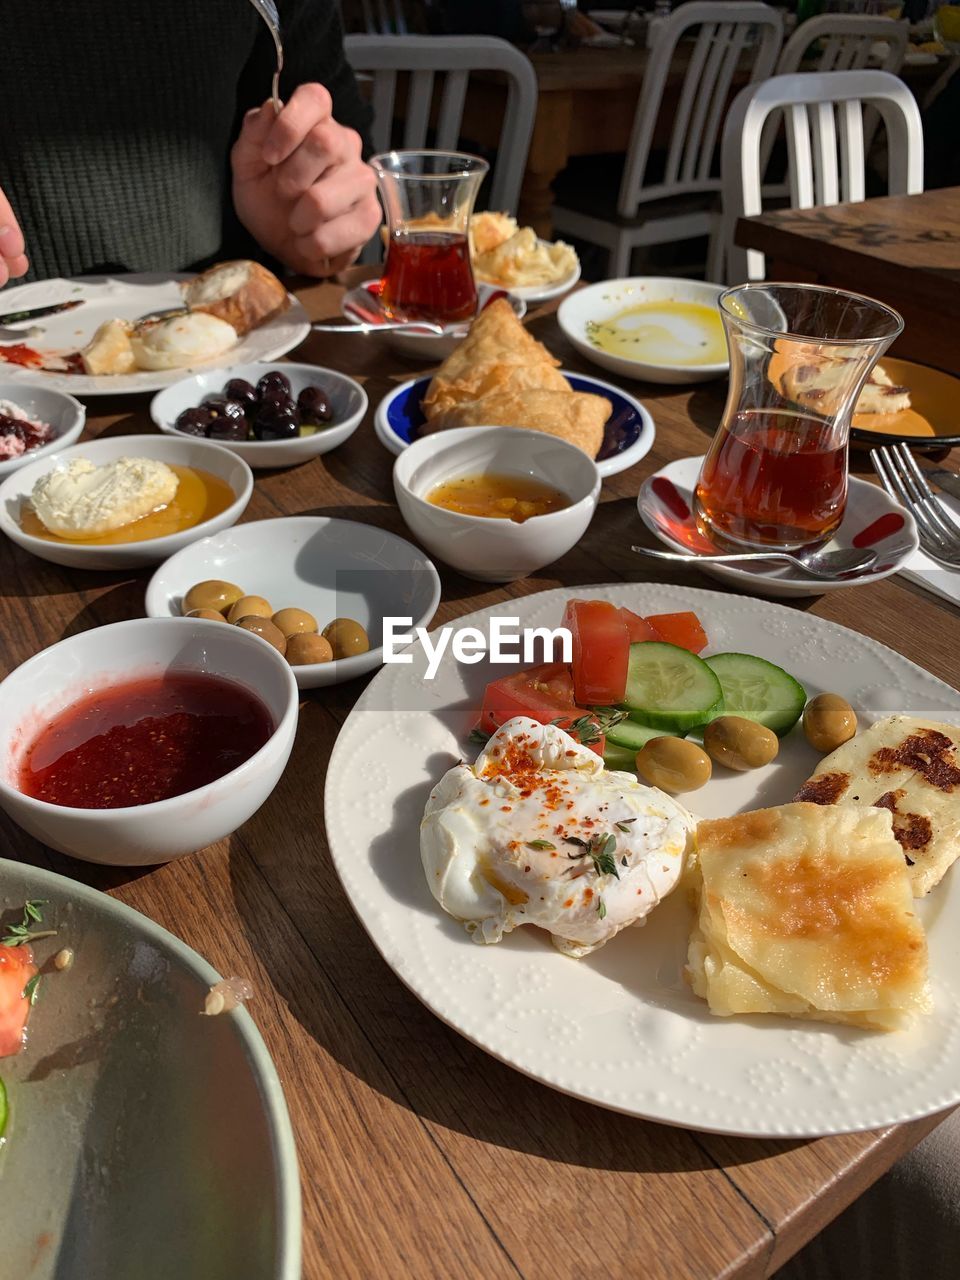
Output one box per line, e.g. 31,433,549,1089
0,617,298,865
0,381,86,477
0,434,253,570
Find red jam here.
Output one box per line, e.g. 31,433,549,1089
19,674,273,809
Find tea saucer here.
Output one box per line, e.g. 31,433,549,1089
340,281,525,361
636,456,918,597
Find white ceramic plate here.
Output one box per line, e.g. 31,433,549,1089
144,516,442,689
374,369,656,480
325,583,960,1137
637,455,918,597
1,857,300,1280
0,434,253,570
341,281,526,361
558,277,728,384
0,274,311,395
490,248,582,305
0,382,85,476
150,361,367,470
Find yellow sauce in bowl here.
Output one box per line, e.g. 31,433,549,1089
427,472,571,523
21,465,236,545
587,300,726,366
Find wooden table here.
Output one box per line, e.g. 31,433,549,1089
736,187,960,375
2,275,958,1279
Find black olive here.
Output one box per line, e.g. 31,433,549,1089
256,370,291,401
224,377,258,408
297,385,333,424
175,406,215,436
206,414,250,442
253,405,298,440
202,396,246,421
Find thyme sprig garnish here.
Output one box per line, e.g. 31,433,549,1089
469,727,490,746
565,831,620,879
22,973,41,1005
1,900,57,948
597,897,607,920
526,838,556,851
554,707,629,748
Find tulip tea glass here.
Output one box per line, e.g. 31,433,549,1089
370,150,489,324
695,283,903,551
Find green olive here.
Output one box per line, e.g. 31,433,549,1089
286,632,333,665
803,693,857,754
235,616,286,654
183,579,244,616
322,617,370,660
703,716,779,772
636,736,712,793
185,607,228,623
272,607,318,638
227,595,273,624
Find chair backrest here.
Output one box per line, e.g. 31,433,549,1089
722,69,924,281
776,13,909,76
344,34,537,214
618,1,783,219
342,1,420,35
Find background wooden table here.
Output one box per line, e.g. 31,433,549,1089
1,276,957,1279
736,187,960,376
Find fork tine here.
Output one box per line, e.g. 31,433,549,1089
872,448,949,556
894,444,960,542
889,445,960,555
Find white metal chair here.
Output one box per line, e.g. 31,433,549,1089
344,34,537,215
550,1,783,281
720,70,924,283
760,12,910,184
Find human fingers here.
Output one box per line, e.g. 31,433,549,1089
0,188,27,282
262,83,333,167
230,101,277,181
270,119,361,202
290,190,382,268
287,155,376,236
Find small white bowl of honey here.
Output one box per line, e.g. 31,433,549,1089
0,434,253,570
393,426,601,582
558,277,728,385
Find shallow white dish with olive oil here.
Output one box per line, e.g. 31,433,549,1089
559,278,729,384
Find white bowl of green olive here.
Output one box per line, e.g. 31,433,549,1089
144,515,441,689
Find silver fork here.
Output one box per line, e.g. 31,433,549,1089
247,0,283,114
871,443,960,569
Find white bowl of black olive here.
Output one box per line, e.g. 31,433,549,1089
150,362,368,470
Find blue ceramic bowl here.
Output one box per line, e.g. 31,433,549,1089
373,370,655,479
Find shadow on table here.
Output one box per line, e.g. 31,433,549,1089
225,712,810,1177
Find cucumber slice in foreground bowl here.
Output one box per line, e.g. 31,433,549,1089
705,652,806,736
623,642,724,733
606,719,670,752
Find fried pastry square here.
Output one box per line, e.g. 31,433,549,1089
795,715,960,896
687,803,930,1031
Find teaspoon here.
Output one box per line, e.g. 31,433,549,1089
631,544,879,581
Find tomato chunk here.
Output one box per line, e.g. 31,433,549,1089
0,944,36,1058
619,608,660,644
645,611,708,654
562,599,630,706
478,663,605,755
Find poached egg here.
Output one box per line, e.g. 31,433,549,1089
421,717,695,957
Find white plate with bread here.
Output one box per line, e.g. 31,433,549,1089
0,264,311,395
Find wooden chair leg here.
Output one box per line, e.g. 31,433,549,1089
609,234,633,278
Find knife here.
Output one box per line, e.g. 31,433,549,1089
924,467,960,503
0,299,84,326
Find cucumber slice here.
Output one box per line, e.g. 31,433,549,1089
602,742,639,772
622,642,724,733
606,719,671,752
705,652,806,736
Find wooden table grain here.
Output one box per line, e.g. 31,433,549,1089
2,275,958,1280
736,187,960,376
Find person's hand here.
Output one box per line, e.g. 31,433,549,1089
231,84,381,277
0,188,28,288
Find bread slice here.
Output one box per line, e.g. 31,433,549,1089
81,319,137,375
795,715,960,896
183,260,289,336
687,803,930,1030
